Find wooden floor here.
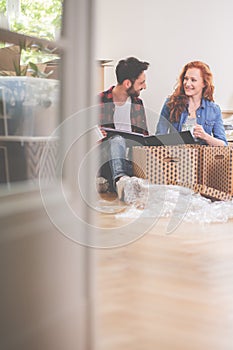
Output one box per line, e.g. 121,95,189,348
95,193,233,350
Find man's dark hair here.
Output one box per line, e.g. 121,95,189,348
115,57,149,84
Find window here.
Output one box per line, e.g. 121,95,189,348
0,1,62,189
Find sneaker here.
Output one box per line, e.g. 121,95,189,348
96,177,110,193
116,176,130,201
124,176,148,205
116,176,148,204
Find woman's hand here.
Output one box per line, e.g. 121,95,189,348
193,124,207,141
193,124,225,146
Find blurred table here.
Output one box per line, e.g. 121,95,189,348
0,136,58,183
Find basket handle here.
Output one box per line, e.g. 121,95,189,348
214,155,224,160
163,157,180,163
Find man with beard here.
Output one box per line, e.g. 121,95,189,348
98,57,149,200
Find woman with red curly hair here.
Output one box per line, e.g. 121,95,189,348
156,61,227,145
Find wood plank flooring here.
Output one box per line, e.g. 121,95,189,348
95,194,233,350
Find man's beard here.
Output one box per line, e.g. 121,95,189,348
126,86,140,97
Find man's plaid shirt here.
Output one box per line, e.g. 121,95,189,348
99,86,148,135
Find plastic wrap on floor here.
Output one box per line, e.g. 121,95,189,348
116,184,233,224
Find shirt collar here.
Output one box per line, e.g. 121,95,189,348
200,98,206,109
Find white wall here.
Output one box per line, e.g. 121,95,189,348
95,0,233,133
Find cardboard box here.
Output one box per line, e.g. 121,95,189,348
202,146,233,195
169,180,232,201
132,145,199,185
132,145,233,201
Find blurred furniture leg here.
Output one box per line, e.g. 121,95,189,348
0,146,10,185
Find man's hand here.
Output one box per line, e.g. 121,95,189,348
100,127,107,138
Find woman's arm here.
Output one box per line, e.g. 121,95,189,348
211,105,228,145
156,99,171,135
193,104,228,146
193,124,226,146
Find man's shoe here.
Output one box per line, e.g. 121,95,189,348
116,176,148,204
116,176,130,201
96,177,110,193
124,176,148,205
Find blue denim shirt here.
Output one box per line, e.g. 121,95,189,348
156,98,228,145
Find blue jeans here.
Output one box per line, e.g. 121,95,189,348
99,135,133,188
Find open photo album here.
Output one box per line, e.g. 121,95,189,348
101,127,198,146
